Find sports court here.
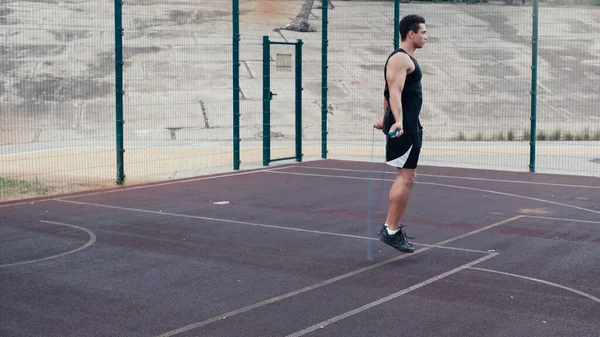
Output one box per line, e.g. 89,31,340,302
2,159,599,337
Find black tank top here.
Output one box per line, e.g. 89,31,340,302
383,48,423,134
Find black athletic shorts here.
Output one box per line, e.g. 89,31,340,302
385,131,422,169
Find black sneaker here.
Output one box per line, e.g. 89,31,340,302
378,224,415,253
377,224,414,244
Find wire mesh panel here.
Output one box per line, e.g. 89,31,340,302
2,0,597,202
415,1,533,172
237,0,323,166
535,3,600,176
0,0,115,200
323,1,533,172
121,0,233,181
325,0,396,160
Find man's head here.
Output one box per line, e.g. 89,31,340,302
400,14,427,48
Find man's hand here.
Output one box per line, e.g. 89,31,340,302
389,122,403,138
374,116,384,130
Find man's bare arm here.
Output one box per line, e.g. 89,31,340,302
386,54,409,137
374,97,388,130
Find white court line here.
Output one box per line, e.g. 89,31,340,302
293,166,600,189
0,220,96,268
55,166,296,199
0,166,295,208
263,171,600,215
0,200,44,209
523,215,600,224
154,217,518,337
469,267,600,305
285,253,499,337
54,199,488,254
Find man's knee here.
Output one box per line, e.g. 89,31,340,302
407,169,416,188
397,169,416,188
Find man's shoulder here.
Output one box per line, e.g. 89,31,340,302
388,51,413,69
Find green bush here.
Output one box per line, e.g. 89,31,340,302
564,132,574,141
493,130,505,141
537,130,547,141
582,128,591,141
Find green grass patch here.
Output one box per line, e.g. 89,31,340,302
0,177,55,200
451,128,600,141
507,129,515,141
537,130,548,141
582,128,591,141
564,132,574,141
472,131,484,141
492,130,506,141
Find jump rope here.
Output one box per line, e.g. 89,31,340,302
366,126,400,260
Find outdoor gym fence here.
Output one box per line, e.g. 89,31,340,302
1,0,598,200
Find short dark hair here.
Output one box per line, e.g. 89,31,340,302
400,14,425,41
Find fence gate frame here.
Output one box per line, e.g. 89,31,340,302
262,36,304,166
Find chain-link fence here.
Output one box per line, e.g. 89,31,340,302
535,4,600,175
410,1,534,172
120,0,233,181
1,1,115,200
1,0,598,201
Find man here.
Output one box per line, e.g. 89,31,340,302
375,14,427,253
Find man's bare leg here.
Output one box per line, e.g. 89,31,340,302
377,167,417,253
385,168,416,231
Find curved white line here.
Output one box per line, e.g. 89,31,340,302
469,267,600,304
417,181,600,215
0,220,97,268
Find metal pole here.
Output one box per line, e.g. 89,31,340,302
262,36,271,166
296,40,303,162
114,0,125,184
233,0,241,170
321,0,328,159
394,0,400,49
529,0,539,172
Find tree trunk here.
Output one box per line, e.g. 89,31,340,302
277,0,316,32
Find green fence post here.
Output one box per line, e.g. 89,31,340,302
321,0,328,159
296,39,303,162
233,0,241,170
394,0,400,49
114,0,125,184
529,0,539,172
262,36,271,166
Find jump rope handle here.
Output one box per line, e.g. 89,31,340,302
373,124,401,137
388,129,401,137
